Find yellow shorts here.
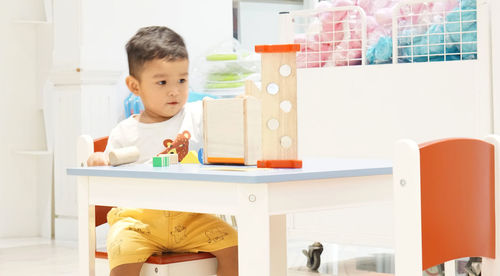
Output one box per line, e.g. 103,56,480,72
106,208,238,270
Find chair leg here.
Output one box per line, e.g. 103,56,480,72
78,176,96,276
444,260,455,275
394,140,423,276
483,135,500,276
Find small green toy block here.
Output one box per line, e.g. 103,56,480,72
162,155,170,167
153,155,171,167
153,156,163,167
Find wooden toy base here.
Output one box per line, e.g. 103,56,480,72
207,157,245,165
257,159,302,168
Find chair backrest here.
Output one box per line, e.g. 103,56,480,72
93,136,108,153
394,136,498,275
420,138,495,269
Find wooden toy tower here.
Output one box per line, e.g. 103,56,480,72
245,44,302,168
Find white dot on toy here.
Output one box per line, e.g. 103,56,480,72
266,83,279,95
281,136,292,148
279,64,292,77
280,100,292,113
267,118,280,130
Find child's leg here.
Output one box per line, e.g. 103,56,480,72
110,262,144,276
211,246,238,276
107,217,164,275
168,213,238,275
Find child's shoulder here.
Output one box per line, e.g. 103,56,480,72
187,100,204,115
184,100,203,112
110,115,139,136
183,101,203,119
117,115,140,128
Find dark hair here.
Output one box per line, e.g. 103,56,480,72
126,26,188,78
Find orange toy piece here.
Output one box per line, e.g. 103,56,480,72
257,160,302,168
255,44,300,53
207,157,245,165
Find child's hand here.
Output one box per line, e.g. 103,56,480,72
87,152,109,166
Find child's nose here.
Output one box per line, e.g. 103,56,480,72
167,86,179,96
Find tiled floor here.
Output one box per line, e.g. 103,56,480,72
0,238,395,276
0,238,78,275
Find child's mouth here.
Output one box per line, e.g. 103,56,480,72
167,102,178,105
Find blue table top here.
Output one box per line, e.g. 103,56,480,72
67,158,392,184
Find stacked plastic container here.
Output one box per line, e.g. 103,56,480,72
191,40,260,98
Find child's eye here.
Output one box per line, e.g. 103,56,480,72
178,79,186,84
157,80,167,85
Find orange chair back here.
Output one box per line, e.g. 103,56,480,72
419,138,495,269
93,137,109,153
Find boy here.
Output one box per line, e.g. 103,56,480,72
87,26,238,276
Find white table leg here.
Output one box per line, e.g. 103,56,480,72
238,183,281,276
78,176,95,276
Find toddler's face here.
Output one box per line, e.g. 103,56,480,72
134,58,189,123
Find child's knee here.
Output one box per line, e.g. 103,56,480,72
212,245,238,263
110,262,144,276
212,246,238,276
106,220,158,270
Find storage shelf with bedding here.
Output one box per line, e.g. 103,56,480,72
280,0,478,68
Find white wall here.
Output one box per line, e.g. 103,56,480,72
0,0,50,238
77,0,233,72
239,1,304,51
492,0,500,133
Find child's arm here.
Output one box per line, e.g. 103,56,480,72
87,152,109,166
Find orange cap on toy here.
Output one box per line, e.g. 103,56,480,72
255,44,301,53
257,159,302,168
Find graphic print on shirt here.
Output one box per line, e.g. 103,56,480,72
159,130,191,161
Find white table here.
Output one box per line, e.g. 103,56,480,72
67,158,392,276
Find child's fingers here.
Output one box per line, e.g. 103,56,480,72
87,152,109,166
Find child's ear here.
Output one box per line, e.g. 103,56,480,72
126,75,140,96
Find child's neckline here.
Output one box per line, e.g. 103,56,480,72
132,107,185,126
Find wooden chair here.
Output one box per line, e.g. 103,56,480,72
77,135,217,276
393,136,500,275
